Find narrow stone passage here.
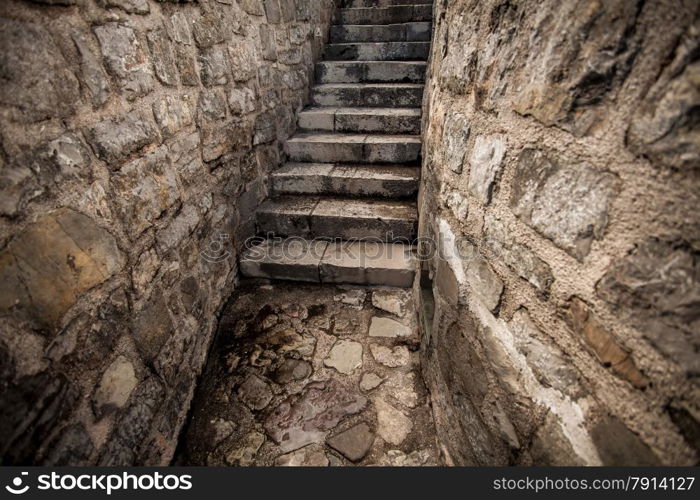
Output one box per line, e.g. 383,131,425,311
180,281,440,466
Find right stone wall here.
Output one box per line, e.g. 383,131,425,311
418,0,699,465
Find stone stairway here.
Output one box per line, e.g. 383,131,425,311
240,0,432,287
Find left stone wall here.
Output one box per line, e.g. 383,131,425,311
0,0,335,465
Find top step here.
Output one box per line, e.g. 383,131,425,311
335,5,433,25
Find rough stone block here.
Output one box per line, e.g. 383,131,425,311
146,27,178,86
468,134,506,204
86,112,159,167
152,95,194,137
0,18,80,122
110,146,180,235
92,356,138,418
132,292,174,361
442,111,470,173
198,46,230,86
0,209,125,328
484,214,554,295
511,149,617,261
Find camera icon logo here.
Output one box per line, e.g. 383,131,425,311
5,472,29,495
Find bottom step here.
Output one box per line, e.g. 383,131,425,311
240,238,415,287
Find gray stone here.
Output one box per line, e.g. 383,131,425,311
239,0,265,16
93,356,138,417
228,43,257,82
326,423,374,462
0,19,80,122
86,113,158,167
316,61,427,84
511,149,617,261
0,209,125,328
263,0,282,23
368,316,412,338
152,95,194,137
468,135,506,204
132,292,174,361
225,431,265,466
192,11,227,48
442,111,470,173
334,289,367,309
510,310,584,399
146,27,178,86
198,89,227,122
110,146,179,235
484,214,554,295
259,25,278,61
360,372,384,392
238,375,273,411
375,398,412,445
174,44,199,85
156,205,201,252
369,344,410,368
264,379,367,452
459,241,503,311
272,358,312,384
228,87,256,115
324,339,363,374
275,445,329,466
198,46,230,86
72,31,111,107
94,22,153,100
383,371,418,408
44,133,91,180
0,166,38,217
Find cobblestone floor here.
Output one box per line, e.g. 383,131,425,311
179,280,441,466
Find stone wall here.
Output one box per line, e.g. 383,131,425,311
0,0,334,465
418,0,700,465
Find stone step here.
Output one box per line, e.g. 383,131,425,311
311,83,424,108
256,196,418,240
341,0,432,7
272,163,420,198
239,238,416,287
298,107,421,134
285,133,421,164
330,22,431,43
335,5,433,25
316,61,426,83
324,41,430,61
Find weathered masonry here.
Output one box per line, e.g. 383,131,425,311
417,0,699,465
0,0,698,466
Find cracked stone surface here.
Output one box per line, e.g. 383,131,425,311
180,281,440,466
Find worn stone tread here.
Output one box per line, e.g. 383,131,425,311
298,107,421,134
316,61,427,84
272,162,420,198
256,196,418,240
311,83,425,108
239,238,416,287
